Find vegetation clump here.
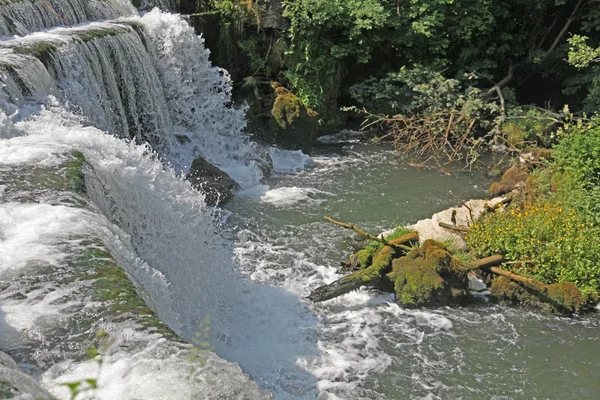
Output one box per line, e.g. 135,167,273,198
467,201,600,301
388,240,469,307
270,82,318,149
467,118,600,310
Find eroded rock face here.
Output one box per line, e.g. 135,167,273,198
186,156,239,206
258,0,289,29
387,240,469,307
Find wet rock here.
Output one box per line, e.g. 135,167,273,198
387,240,469,307
186,156,240,206
0,351,54,399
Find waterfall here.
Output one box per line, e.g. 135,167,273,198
0,0,136,36
0,5,318,399
0,9,262,185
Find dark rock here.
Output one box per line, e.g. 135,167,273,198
186,156,239,206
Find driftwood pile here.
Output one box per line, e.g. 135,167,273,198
310,217,585,313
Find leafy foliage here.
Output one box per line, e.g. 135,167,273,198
466,202,600,299
552,116,600,221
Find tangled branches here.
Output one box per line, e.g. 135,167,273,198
355,107,489,168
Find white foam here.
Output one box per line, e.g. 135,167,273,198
260,187,329,207
0,203,98,272
4,109,321,398
269,148,313,174
43,327,266,400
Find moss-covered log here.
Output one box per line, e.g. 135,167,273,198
309,245,398,302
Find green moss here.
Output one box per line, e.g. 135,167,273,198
364,227,416,254
0,381,13,399
346,249,374,270
71,246,179,340
546,282,586,313
387,240,469,307
0,151,87,204
489,276,534,305
65,151,86,194
11,42,57,59
489,276,586,314
269,82,318,149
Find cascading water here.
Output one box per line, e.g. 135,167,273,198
0,10,262,183
0,0,136,36
0,7,316,399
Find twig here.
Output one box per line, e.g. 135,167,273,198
448,191,474,224
41,0,69,26
324,216,412,251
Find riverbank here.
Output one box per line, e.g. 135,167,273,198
319,120,600,315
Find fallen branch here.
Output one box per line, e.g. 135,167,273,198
324,216,412,251
467,254,505,271
471,256,583,312
41,0,69,26
483,197,512,214
439,222,470,232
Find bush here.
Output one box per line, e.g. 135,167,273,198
466,201,600,299
552,117,600,221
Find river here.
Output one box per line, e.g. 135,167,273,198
0,4,598,400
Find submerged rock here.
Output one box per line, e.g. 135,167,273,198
388,240,469,307
186,156,239,206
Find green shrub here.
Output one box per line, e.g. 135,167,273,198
466,201,600,299
552,117,600,221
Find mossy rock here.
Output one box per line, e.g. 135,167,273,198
387,240,469,307
489,276,536,306
269,82,318,150
340,249,375,272
546,282,585,313
489,276,585,314
489,165,528,196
